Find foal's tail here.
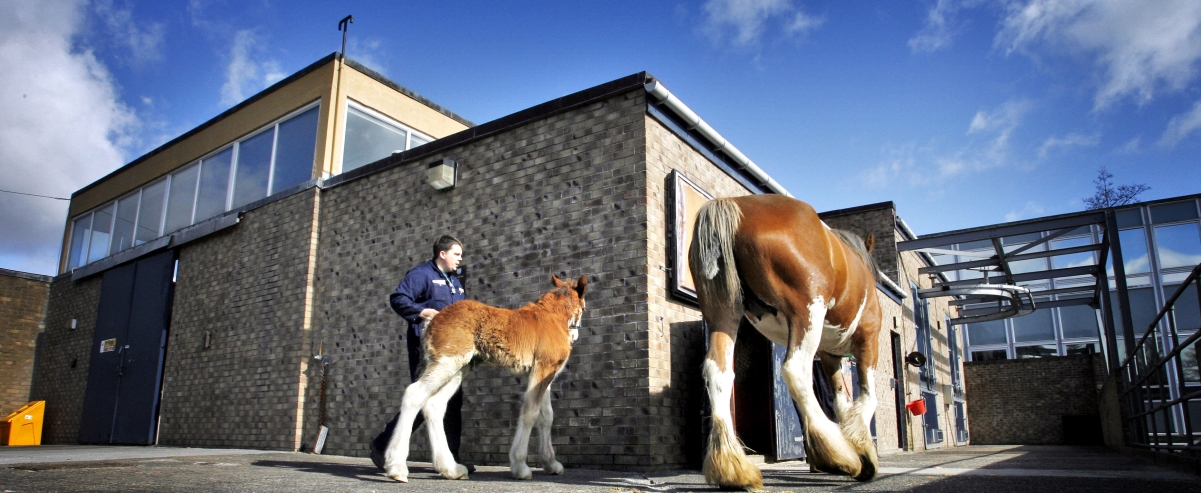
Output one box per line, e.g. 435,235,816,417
689,198,743,309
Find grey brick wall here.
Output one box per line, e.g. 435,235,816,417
307,89,653,468
0,272,50,415
29,275,100,443
964,353,1101,444
158,189,320,450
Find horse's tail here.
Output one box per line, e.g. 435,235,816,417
689,198,743,309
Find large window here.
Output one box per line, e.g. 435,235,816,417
341,102,432,173
67,103,319,270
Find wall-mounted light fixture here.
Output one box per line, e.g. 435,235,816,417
427,158,457,190
70,319,77,330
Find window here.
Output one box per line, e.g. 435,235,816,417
341,103,431,173
110,192,139,254
1167,283,1199,332
1153,223,1201,270
135,180,166,245
232,129,273,209
967,318,1007,345
1109,228,1151,275
1016,344,1057,359
1059,304,1100,339
1051,236,1096,269
87,204,114,264
272,106,319,192
1013,299,1055,342
971,349,1007,361
1151,201,1199,224
1065,342,1098,356
66,103,320,270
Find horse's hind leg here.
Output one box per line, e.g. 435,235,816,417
510,364,555,480
383,358,459,482
424,369,469,480
535,366,565,475
701,311,763,490
781,300,862,478
846,334,881,481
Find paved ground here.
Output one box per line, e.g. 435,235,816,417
0,444,1196,492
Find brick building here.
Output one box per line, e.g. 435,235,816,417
31,54,966,468
0,268,51,416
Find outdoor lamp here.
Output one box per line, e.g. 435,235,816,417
427,158,457,190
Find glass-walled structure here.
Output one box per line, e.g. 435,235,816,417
946,197,1201,364
66,105,320,270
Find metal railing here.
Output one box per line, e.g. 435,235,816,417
1118,262,1201,457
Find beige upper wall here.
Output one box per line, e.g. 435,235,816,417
60,57,472,274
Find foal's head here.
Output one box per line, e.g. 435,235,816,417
549,275,588,339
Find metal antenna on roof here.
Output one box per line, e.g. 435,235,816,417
338,15,354,59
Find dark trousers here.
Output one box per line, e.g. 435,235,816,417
371,325,464,461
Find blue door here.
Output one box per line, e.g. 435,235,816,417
79,250,175,444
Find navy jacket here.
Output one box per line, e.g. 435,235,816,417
390,260,465,334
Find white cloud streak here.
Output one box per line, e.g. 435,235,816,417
92,0,164,66
219,29,284,107
701,0,824,48
0,0,137,274
1159,99,1201,148
1036,132,1100,159
997,0,1201,110
909,0,985,53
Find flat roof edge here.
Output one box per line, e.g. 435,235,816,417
0,268,53,283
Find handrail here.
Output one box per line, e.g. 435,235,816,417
1118,262,1201,378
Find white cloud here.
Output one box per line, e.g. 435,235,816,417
997,0,1201,110
1115,136,1141,154
0,0,138,274
1036,132,1100,159
909,0,986,53
219,29,283,107
1159,99,1201,148
701,0,824,48
1004,201,1045,222
92,0,164,66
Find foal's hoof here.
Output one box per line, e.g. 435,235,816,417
511,463,533,480
543,460,564,475
441,464,469,480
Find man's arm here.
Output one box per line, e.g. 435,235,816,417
389,271,429,321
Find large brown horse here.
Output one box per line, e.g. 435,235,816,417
382,275,588,482
689,194,882,488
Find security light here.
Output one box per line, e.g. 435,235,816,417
427,158,457,190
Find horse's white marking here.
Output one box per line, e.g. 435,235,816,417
569,328,579,344
820,295,867,355
782,297,842,439
703,358,736,437
860,368,877,430
745,310,789,346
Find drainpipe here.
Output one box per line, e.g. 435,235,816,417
644,79,792,198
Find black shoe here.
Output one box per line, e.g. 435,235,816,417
370,443,385,471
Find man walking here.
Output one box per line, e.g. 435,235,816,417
371,235,471,471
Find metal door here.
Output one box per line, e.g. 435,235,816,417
79,250,175,444
890,331,908,450
771,343,806,459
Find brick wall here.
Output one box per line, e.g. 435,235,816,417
158,189,320,449
964,353,1101,444
29,275,101,443
644,116,754,466
0,270,51,416
307,89,653,468
821,206,900,285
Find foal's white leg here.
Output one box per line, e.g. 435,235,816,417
782,297,861,478
424,370,468,480
509,376,550,480
383,359,457,482
535,381,564,475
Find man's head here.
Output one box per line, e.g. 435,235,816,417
432,235,463,272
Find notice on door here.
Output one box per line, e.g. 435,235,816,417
100,338,117,353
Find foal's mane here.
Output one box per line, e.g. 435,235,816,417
830,228,881,282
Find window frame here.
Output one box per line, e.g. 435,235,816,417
340,99,433,174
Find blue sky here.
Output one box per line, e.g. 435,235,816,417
3,0,1200,275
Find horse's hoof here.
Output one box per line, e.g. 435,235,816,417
543,460,564,475
441,463,469,480
511,463,533,480
384,468,409,483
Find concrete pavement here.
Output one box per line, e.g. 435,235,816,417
0,444,1196,492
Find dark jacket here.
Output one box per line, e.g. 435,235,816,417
389,260,465,334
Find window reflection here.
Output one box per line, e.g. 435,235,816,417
1016,344,1057,359
1051,236,1096,269
1060,304,1100,339
1108,228,1150,275
343,106,409,173
971,349,1008,361
1013,303,1055,342
967,319,1006,345
1153,223,1201,270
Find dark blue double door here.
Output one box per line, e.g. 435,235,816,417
79,250,175,444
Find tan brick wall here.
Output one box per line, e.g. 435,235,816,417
0,272,50,415
29,275,101,443
157,189,320,450
964,353,1102,444
307,89,652,468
